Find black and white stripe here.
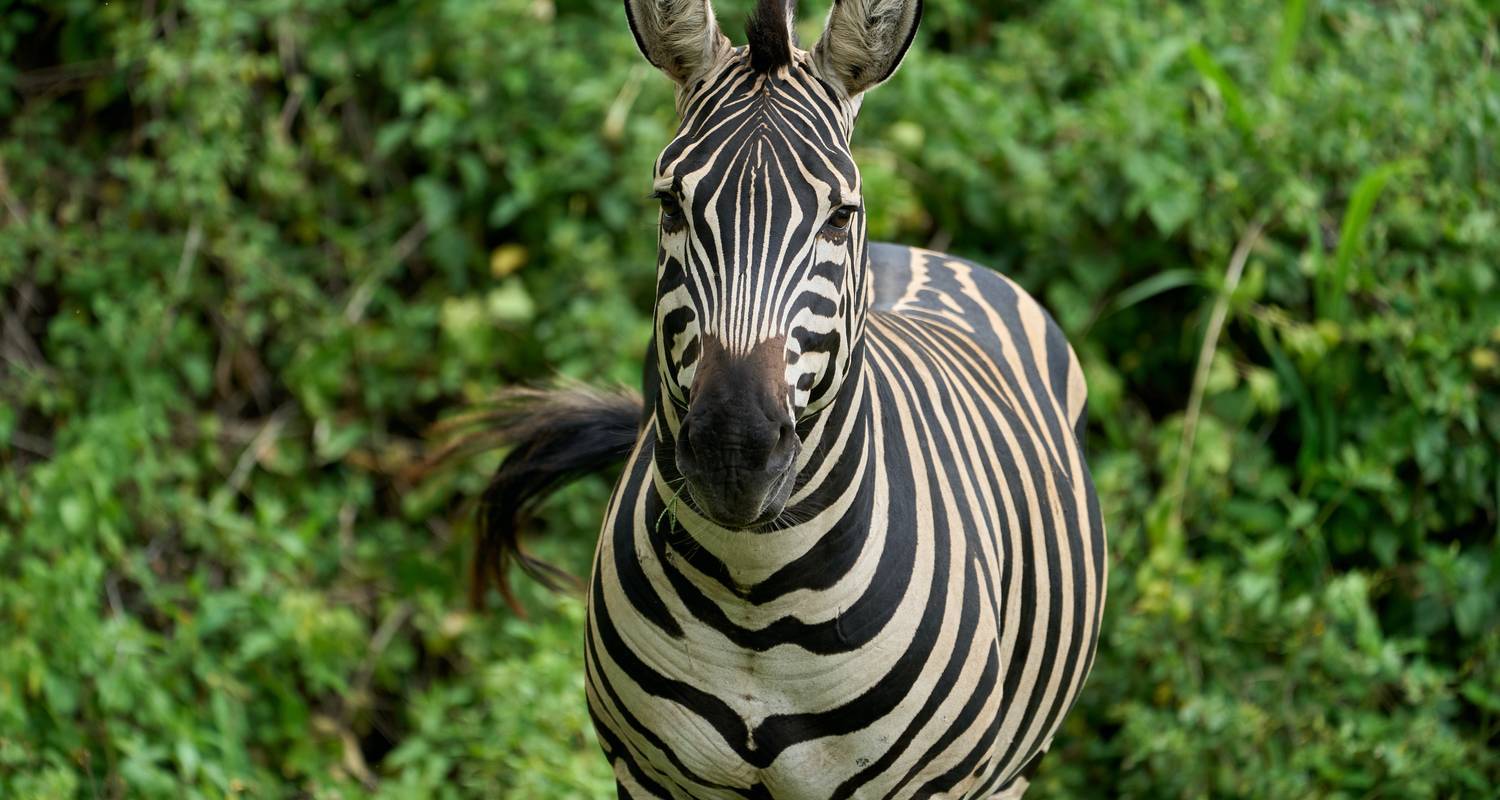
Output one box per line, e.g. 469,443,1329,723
574,2,1106,797
652,56,862,419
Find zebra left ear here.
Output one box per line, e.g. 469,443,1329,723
811,0,922,98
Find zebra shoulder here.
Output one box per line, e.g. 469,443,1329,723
867,242,1089,444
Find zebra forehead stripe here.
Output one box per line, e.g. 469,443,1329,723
655,63,858,361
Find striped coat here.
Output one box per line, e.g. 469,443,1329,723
587,245,1104,798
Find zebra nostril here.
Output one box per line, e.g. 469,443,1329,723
766,420,797,472
776,421,794,449
676,417,699,471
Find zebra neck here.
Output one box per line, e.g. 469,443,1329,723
647,346,877,597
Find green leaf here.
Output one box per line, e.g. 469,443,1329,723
1322,160,1421,323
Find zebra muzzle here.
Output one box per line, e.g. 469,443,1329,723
674,338,801,529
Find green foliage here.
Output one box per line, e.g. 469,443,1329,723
1,0,1496,797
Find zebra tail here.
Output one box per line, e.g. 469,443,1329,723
438,386,642,615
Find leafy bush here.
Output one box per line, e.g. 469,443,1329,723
0,0,1495,797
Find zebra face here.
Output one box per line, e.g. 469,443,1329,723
653,53,866,409
651,55,869,529
627,0,922,529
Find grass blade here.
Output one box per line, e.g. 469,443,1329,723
1107,268,1203,315
1186,42,1253,135
1272,0,1309,91
1324,159,1420,322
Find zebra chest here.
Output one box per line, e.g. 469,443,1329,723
581,397,1096,797
587,531,1011,798
595,611,950,797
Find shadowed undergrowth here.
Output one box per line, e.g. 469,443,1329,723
1,0,1497,797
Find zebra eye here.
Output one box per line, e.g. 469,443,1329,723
825,206,856,232
657,193,685,225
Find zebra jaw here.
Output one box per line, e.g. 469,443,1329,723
681,451,797,531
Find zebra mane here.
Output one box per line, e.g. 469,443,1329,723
746,0,796,72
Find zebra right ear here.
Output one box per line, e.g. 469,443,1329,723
624,0,732,86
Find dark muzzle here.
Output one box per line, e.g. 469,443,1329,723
674,338,800,528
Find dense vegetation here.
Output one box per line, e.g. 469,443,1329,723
2,0,1497,796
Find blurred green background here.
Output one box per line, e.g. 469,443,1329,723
2,0,1498,797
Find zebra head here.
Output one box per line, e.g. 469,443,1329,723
625,0,922,528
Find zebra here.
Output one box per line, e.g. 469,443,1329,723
472,0,1106,796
